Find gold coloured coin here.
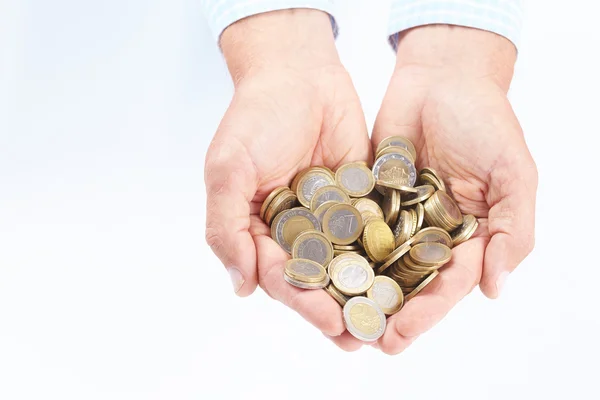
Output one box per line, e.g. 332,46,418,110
335,162,376,197
362,219,395,262
382,187,401,227
313,201,338,226
409,242,452,267
376,241,412,274
310,185,350,212
271,207,321,253
343,296,386,342
376,136,417,162
367,276,404,315
292,230,334,267
411,227,453,248
415,203,425,231
333,244,361,251
423,190,463,231
400,185,435,206
325,284,350,307
375,145,415,165
372,153,417,194
420,167,444,187
260,186,289,221
409,208,418,237
420,172,446,192
322,203,364,245
284,273,330,290
295,169,336,208
264,189,298,226
393,210,413,247
376,180,418,194
284,258,327,283
451,214,479,246
328,253,374,295
405,270,440,302
352,198,384,219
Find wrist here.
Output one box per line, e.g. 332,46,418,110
394,25,517,92
220,9,340,84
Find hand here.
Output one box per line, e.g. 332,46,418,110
204,9,371,349
371,25,538,354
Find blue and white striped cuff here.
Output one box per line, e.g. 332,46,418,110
201,0,338,42
388,0,523,51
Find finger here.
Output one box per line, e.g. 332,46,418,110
378,236,486,355
205,136,259,297
252,216,345,337
481,154,538,298
324,331,364,352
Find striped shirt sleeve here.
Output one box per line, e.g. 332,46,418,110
388,0,523,51
200,0,338,42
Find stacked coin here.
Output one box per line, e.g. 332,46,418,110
260,138,479,342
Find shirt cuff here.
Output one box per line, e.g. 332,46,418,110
387,0,523,51
201,0,338,42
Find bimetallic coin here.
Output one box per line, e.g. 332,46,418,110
322,203,364,245
264,189,298,226
343,296,386,342
376,145,415,165
313,201,338,227
335,162,375,197
415,203,425,231
405,270,440,301
411,227,453,248
401,185,435,206
420,173,446,192
376,179,418,194
325,284,350,307
409,242,452,267
329,253,374,295
409,208,418,237
292,230,334,267
271,208,321,253
420,167,444,188
310,185,350,211
362,219,395,262
376,136,417,162
372,153,417,193
260,186,289,221
382,187,401,227
376,241,412,274
367,276,404,315
284,258,328,283
296,170,336,208
451,214,479,246
284,273,330,290
352,198,384,219
393,210,413,248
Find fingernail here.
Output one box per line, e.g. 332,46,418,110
495,271,510,297
227,267,245,294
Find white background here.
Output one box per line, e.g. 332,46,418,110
1,1,599,399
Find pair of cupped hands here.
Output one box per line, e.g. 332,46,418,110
204,9,537,354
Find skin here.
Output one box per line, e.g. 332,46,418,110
204,11,538,354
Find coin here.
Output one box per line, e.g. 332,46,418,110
367,276,404,315
405,270,440,301
376,136,417,162
284,258,328,283
411,227,453,248
329,253,374,296
372,153,417,193
325,284,350,306
295,169,336,208
322,203,364,245
451,214,479,246
352,198,384,219
400,185,435,206
393,210,413,247
415,203,425,231
420,167,445,188
409,242,452,267
408,208,418,237
271,207,321,253
343,296,386,342
264,189,298,226
375,145,415,165
362,219,395,262
292,230,334,267
376,179,418,194
335,162,375,197
423,190,463,231
310,185,350,211
376,241,412,274
313,201,338,226
419,173,445,192
260,186,289,221
382,187,401,227
284,273,330,290
333,244,361,251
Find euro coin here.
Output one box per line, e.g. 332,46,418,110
405,270,440,301
362,219,395,262
260,186,289,221
376,136,417,162
313,201,338,226
292,230,334,267
343,296,386,342
310,185,350,211
322,203,364,245
352,198,384,219
335,162,375,197
376,241,412,274
419,172,446,192
284,258,328,283
367,276,404,315
375,145,415,165
284,273,330,290
409,242,452,267
393,210,413,247
328,253,374,296
376,179,418,194
451,214,479,246
264,189,298,226
411,227,453,248
271,207,321,253
382,187,401,227
295,169,336,208
325,284,350,306
415,203,425,231
400,185,435,206
372,153,417,193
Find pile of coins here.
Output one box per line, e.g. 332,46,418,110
260,136,479,342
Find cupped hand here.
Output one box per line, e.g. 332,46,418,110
371,26,538,354
204,10,371,347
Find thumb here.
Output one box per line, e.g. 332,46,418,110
204,133,259,297
480,153,538,299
